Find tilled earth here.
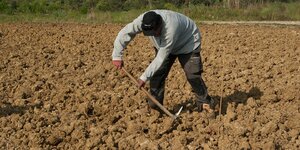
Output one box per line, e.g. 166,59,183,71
0,23,299,149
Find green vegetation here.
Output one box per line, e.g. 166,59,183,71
0,0,299,23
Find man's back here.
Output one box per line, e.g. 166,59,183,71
148,10,201,54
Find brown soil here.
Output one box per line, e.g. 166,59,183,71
0,22,299,149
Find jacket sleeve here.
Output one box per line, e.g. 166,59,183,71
139,30,177,82
112,15,143,60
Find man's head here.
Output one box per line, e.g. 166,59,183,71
142,11,162,37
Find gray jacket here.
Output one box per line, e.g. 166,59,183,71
112,10,201,81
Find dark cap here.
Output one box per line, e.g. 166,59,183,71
142,11,162,36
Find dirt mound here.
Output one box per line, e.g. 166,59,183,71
0,23,299,149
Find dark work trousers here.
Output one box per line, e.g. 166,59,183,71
148,48,209,109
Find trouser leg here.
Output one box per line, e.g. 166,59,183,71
148,52,176,109
178,51,210,104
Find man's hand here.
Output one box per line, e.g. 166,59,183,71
112,60,123,69
137,79,145,89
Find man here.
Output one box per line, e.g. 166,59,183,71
112,10,215,113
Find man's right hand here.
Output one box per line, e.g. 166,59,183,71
112,60,123,69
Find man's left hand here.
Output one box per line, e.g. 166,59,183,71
112,60,123,69
137,79,145,89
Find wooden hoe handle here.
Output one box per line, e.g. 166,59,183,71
121,68,177,119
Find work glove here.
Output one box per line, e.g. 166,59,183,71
137,79,145,89
112,60,123,69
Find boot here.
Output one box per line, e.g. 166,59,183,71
197,96,216,118
146,97,164,113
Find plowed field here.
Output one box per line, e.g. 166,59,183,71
0,23,299,149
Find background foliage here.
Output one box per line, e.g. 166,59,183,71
0,0,299,22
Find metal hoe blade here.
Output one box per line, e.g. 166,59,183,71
175,106,183,117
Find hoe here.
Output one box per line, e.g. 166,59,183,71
121,68,183,121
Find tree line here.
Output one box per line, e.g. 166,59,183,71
0,0,298,13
